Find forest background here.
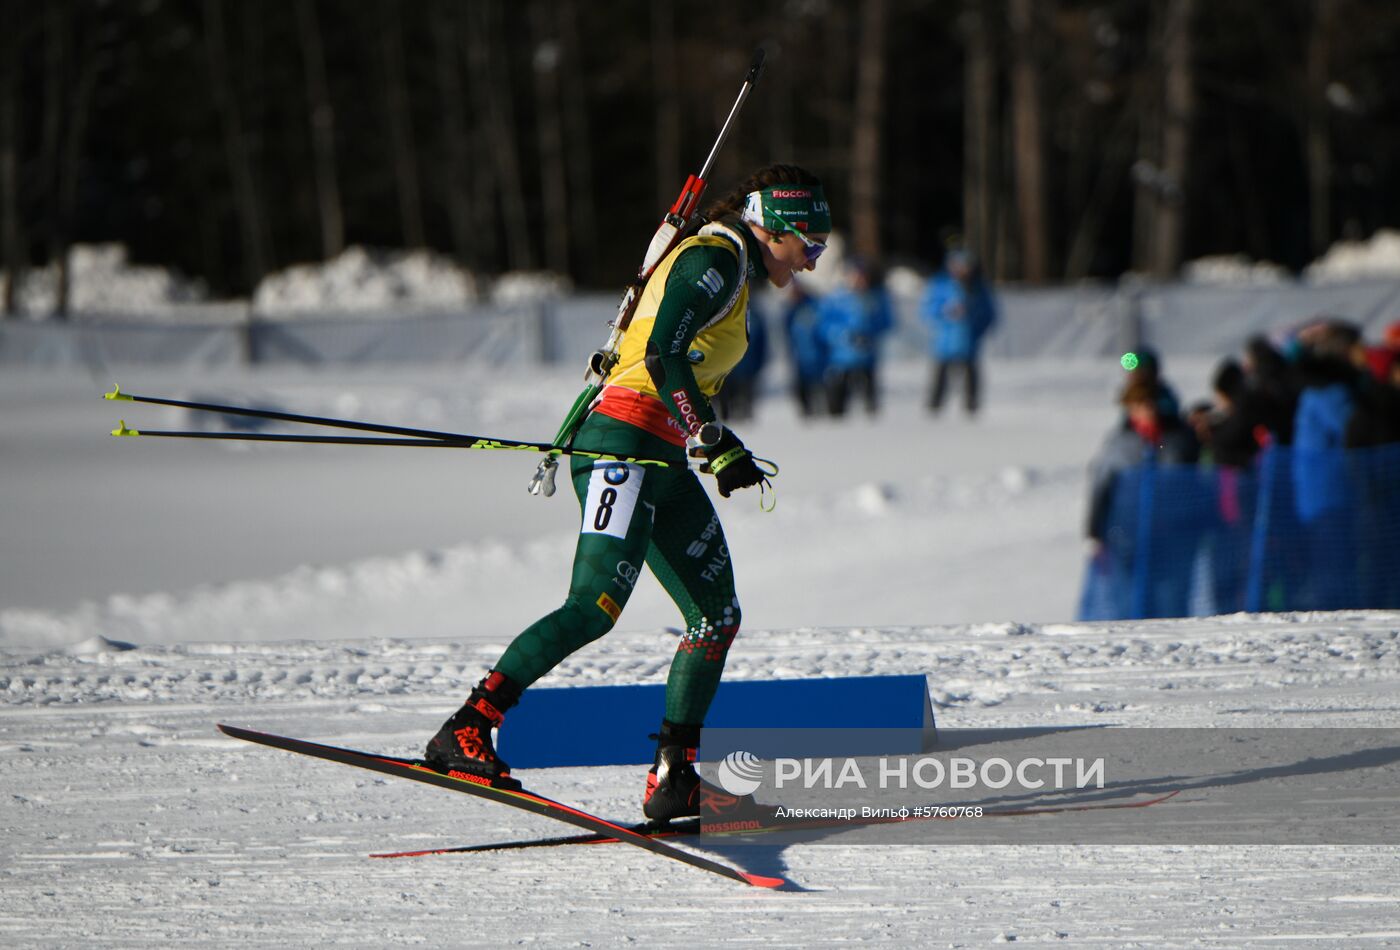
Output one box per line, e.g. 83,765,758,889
2,0,1397,312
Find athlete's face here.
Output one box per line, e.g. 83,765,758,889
752,224,829,288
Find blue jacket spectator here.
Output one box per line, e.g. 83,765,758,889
817,276,893,372
781,282,828,416
817,259,893,416
920,254,997,362
1293,381,1355,521
921,250,997,415
1289,321,1363,609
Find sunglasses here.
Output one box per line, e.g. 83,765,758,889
776,220,827,264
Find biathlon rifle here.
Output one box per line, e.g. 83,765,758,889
527,48,767,497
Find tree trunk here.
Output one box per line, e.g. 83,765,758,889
466,0,534,272
556,0,595,280
1151,0,1194,277
203,0,269,289
1065,113,1135,281
850,0,888,260
295,0,345,260
40,4,66,282
961,1,996,270
764,17,797,165
53,18,102,319
1131,3,1163,275
1008,0,1050,282
0,27,22,317
432,0,476,268
823,5,853,181
651,2,680,215
1306,0,1335,258
380,1,425,248
530,0,569,275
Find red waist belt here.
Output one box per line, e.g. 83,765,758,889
591,386,688,446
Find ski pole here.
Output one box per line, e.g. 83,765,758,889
529,48,766,497
108,421,684,467
106,384,487,443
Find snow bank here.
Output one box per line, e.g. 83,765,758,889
0,243,209,317
1182,254,1290,286
487,270,572,305
1306,228,1400,283
251,245,479,316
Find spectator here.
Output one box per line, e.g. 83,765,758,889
1291,320,1363,609
1344,322,1400,608
1208,357,1270,469
817,257,893,417
920,248,998,416
1185,399,1218,465
1082,380,1202,619
713,299,769,423
1123,347,1182,420
1198,360,1262,613
780,281,827,417
1346,320,1400,448
1241,335,1297,445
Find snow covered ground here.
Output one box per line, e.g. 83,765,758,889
3,354,1399,947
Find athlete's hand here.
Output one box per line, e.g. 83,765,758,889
691,424,766,498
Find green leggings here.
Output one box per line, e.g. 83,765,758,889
493,413,741,725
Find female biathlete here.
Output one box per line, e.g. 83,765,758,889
423,164,831,821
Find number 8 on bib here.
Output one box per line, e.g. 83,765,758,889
582,462,644,539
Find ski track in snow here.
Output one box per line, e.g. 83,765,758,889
4,615,1400,947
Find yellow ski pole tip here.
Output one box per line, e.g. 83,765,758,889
105,384,132,401
111,421,139,437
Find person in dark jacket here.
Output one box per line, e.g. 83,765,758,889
1200,359,1268,612
1242,335,1297,445
1082,380,1202,619
1122,347,1182,421
921,249,998,415
1346,336,1400,448
1087,381,1201,543
1343,326,1400,607
1208,358,1271,469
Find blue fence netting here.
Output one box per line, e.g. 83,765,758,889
1078,443,1400,619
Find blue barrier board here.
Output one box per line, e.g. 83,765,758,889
499,674,935,768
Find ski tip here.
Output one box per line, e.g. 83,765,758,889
741,872,788,889
111,420,139,437
105,384,132,402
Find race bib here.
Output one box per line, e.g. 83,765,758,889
581,462,644,539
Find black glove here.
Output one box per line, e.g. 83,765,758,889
691,423,766,498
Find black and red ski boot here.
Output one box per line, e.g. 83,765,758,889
424,670,523,790
642,720,757,823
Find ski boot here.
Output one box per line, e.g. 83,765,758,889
642,719,756,823
424,670,523,790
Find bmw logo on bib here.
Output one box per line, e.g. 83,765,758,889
603,462,631,485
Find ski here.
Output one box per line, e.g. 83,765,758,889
216,724,785,888
389,789,1181,857
369,819,701,859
